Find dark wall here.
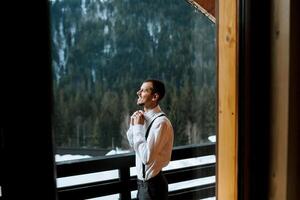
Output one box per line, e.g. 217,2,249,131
1,1,57,199
239,0,300,199
288,0,300,198
238,0,271,199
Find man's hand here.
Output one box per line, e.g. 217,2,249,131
130,110,145,125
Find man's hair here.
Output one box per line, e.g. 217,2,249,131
145,79,165,101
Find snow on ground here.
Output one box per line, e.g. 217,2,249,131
105,147,130,155
208,135,216,143
55,154,92,162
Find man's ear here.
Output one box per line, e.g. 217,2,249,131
152,93,159,101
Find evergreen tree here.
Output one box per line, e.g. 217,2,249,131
50,0,216,150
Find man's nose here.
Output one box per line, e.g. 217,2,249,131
137,90,141,96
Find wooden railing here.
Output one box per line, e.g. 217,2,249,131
56,143,216,200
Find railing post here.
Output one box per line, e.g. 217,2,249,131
119,167,131,200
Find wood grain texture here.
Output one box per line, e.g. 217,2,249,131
217,0,238,199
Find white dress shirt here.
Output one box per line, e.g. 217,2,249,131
126,105,174,181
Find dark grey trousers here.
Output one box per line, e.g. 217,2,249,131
137,172,168,200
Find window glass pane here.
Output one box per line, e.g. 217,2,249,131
50,1,216,197
50,0,216,159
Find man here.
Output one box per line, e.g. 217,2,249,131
127,79,174,200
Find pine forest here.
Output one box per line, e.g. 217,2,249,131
50,0,216,151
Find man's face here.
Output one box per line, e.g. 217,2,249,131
136,82,155,107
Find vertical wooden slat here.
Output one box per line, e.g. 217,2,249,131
119,167,131,200
217,0,238,199
269,0,290,199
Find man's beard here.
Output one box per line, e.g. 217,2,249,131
137,102,144,106
137,97,144,106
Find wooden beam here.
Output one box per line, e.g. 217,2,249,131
217,0,238,199
187,0,216,23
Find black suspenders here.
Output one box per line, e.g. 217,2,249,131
142,113,165,179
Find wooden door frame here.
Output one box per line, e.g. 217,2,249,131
217,0,238,199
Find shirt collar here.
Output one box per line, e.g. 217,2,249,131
144,105,163,122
